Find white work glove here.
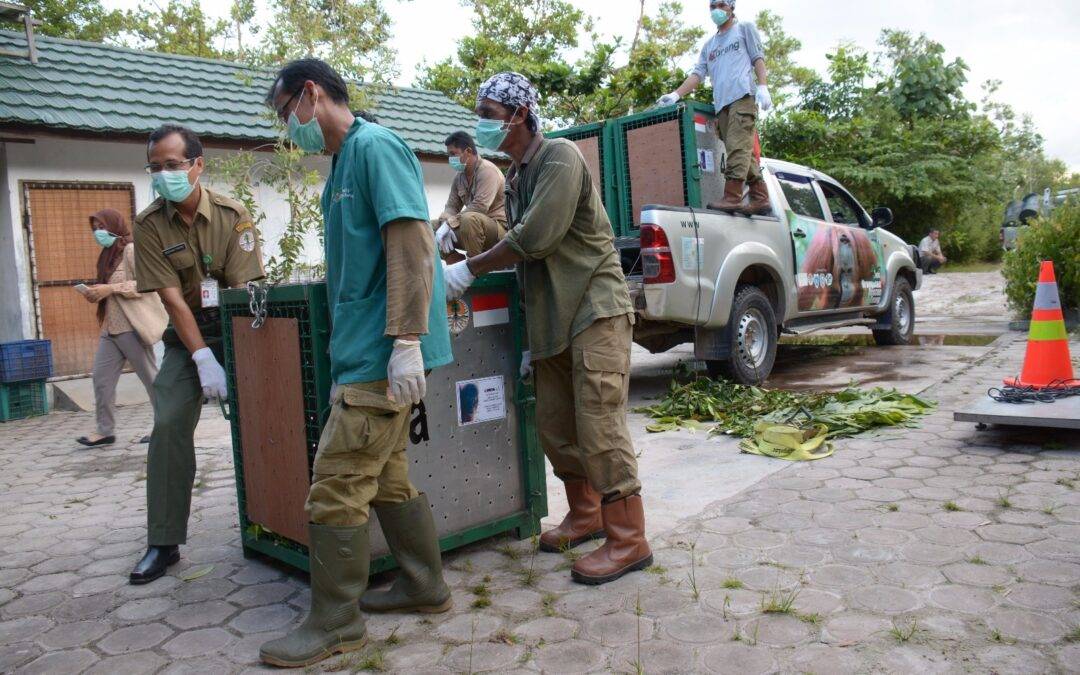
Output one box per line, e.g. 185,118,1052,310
755,84,773,112
657,91,681,107
435,221,457,255
386,339,426,406
519,351,533,380
443,260,475,301
191,347,227,400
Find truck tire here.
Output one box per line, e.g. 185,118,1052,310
706,285,777,385
872,277,915,346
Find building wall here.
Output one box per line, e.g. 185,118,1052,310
0,134,458,342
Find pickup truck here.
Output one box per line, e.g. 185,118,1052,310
624,158,923,385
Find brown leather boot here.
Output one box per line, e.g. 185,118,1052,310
706,179,745,212
538,480,604,553
570,495,652,585
740,179,771,216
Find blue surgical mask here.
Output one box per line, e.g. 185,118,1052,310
151,169,196,203
94,230,118,248
287,90,326,154
476,117,511,151
711,8,728,25
449,156,466,172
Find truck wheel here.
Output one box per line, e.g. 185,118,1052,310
872,277,915,346
706,285,777,385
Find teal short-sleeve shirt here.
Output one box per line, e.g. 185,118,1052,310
322,117,453,384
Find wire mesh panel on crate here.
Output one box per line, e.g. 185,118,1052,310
221,273,546,573
547,121,621,234
613,102,727,232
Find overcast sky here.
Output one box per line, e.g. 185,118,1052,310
104,0,1080,170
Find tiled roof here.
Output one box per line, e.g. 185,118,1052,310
0,30,480,156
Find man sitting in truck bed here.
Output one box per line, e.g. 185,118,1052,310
657,0,772,216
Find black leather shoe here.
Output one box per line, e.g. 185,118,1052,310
129,545,180,585
76,435,115,447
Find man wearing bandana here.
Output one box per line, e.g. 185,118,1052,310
444,72,653,586
658,0,773,215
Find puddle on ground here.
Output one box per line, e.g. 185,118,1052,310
780,334,998,347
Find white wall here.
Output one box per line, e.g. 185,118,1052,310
0,134,455,342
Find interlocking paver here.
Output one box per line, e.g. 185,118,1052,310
97,623,173,654
19,648,99,674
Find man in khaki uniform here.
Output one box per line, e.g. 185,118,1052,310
433,131,506,261
444,72,652,586
128,124,264,584
260,59,454,669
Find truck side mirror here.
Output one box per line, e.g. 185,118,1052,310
871,206,893,228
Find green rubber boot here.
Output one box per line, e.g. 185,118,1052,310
260,523,370,668
359,494,452,613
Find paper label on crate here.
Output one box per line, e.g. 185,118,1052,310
694,113,709,134
681,237,704,272
698,149,716,173
456,376,506,426
471,293,510,327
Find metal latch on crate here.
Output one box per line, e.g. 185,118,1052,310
246,281,269,329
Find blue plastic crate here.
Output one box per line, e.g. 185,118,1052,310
0,340,53,382
0,380,49,422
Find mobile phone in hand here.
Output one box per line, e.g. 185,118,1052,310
73,283,89,294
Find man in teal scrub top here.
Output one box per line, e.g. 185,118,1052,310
260,58,453,669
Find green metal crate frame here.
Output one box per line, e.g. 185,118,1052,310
220,275,546,574
546,121,622,235
0,379,49,422
611,101,716,233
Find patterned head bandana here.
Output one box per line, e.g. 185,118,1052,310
712,0,736,7
476,71,540,129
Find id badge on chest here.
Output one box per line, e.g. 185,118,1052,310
200,277,220,308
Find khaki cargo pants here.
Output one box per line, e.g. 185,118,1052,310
717,94,762,184
306,380,419,526
534,314,641,502
433,213,507,259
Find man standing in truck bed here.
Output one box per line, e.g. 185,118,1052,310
658,0,773,215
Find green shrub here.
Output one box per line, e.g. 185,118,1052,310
941,200,1004,264
1003,199,1080,314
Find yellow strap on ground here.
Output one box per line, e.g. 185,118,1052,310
739,420,834,461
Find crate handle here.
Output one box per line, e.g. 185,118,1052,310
218,398,232,420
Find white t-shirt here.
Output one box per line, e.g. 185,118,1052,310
691,21,765,111
919,236,942,256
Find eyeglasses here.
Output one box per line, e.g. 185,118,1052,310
144,158,197,174
274,88,303,122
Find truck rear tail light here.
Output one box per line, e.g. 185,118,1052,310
640,223,676,284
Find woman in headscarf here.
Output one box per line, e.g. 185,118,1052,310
77,209,167,447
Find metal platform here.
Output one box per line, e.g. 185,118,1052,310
954,395,1080,430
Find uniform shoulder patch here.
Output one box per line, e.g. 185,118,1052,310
237,228,257,252
234,220,254,233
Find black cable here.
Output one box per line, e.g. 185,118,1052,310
988,379,1080,404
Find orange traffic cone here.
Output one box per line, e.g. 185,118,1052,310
1005,260,1077,388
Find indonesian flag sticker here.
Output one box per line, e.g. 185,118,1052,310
471,292,510,327
694,113,709,134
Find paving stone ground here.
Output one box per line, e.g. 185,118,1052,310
2,334,1078,674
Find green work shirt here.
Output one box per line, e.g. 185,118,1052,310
503,138,633,359
322,117,453,385
133,186,264,314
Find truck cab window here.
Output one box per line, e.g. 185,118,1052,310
819,181,867,227
775,173,825,220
